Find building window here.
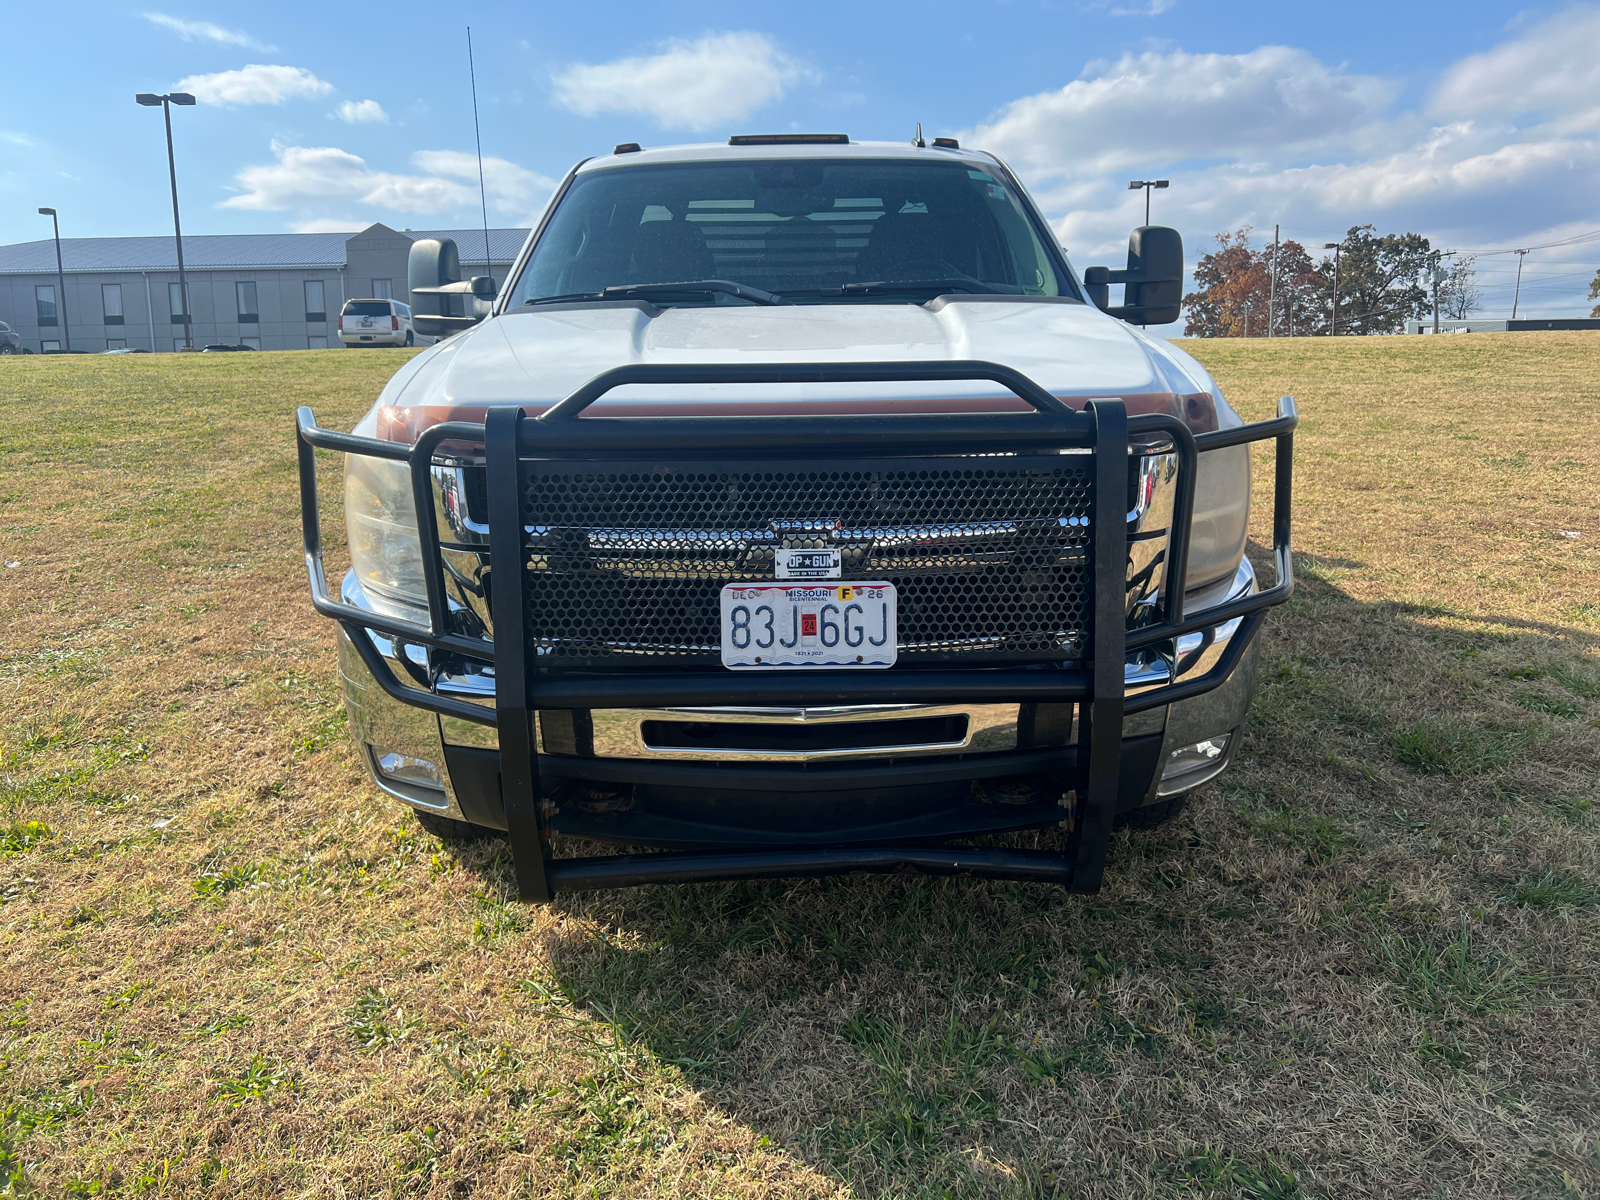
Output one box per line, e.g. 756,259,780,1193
36,285,57,327
102,284,124,326
235,281,259,324
239,336,262,350
41,339,61,353
370,279,392,299
169,282,189,325
304,280,326,323
307,335,328,349
106,338,127,350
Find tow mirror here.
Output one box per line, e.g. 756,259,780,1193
409,238,485,337
1085,226,1183,326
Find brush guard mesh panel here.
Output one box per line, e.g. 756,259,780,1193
522,457,1093,667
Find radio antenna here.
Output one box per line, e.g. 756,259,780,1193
467,27,492,287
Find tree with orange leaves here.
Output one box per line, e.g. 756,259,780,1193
1182,228,1324,337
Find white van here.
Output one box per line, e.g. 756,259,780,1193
337,298,415,348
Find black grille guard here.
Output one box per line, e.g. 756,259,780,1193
297,360,1297,901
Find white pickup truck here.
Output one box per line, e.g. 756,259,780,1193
297,133,1296,901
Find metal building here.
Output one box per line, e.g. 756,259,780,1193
1404,317,1600,334
0,223,527,353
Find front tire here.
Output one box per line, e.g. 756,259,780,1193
0,345,15,355
413,809,501,843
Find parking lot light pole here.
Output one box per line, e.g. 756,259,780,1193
136,91,196,349
1323,242,1342,335
37,208,69,352
1127,179,1169,226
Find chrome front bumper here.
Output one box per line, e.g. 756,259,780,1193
337,556,1262,823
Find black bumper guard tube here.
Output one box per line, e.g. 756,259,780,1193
296,362,1297,901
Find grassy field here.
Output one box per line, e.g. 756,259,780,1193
0,334,1597,1199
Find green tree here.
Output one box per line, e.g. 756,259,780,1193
1320,225,1433,334
1588,266,1600,317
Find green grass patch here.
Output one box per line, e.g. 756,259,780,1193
0,820,52,855
1361,916,1541,1016
1515,694,1582,719
1393,720,1521,774
215,1055,299,1105
1499,871,1600,910
346,989,420,1051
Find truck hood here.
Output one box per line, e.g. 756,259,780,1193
373,299,1231,423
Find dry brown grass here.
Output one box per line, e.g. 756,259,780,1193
1,335,1597,1198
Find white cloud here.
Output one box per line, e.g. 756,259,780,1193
965,46,1398,181
410,150,558,217
177,64,333,107
1430,8,1600,119
1109,0,1176,15
963,22,1600,320
0,130,33,146
223,143,469,211
142,12,273,50
551,32,803,131
221,142,555,224
335,99,388,124
289,218,363,233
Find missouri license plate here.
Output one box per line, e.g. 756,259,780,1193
720,583,897,669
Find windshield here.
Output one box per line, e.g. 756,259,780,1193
343,300,392,316
513,158,1078,306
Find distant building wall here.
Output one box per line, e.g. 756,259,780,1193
0,223,523,352
0,266,347,352
1405,318,1600,334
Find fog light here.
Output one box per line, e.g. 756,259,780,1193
372,748,444,790
1156,732,1234,797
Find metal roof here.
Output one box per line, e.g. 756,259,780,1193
0,226,529,275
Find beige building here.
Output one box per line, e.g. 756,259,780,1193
0,222,526,353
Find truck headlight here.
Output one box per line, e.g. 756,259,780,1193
345,453,427,617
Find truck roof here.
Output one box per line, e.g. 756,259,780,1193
574,139,1000,175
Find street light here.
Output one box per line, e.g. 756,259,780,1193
1323,242,1342,336
136,91,196,350
37,207,69,353
1127,179,1169,226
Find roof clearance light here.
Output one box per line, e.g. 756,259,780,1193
614,143,642,155
728,133,850,146
932,137,960,149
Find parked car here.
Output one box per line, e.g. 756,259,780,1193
101,347,149,354
338,298,415,348
201,343,256,352
297,134,1297,901
0,321,22,355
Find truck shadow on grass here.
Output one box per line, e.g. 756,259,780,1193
488,555,1600,1198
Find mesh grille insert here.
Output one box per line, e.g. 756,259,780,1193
521,456,1094,668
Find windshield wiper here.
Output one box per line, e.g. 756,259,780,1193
601,279,790,306
523,280,790,308
842,279,1005,295
523,292,612,306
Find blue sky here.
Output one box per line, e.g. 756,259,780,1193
3,1,1598,324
